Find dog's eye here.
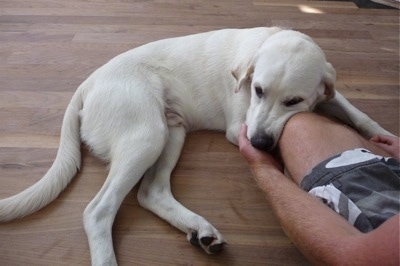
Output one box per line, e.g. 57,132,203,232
254,86,263,98
283,97,304,107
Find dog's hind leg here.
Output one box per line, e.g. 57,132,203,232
137,126,227,254
83,130,167,266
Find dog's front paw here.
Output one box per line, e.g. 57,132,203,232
188,231,227,254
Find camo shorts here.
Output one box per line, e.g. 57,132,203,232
300,148,400,233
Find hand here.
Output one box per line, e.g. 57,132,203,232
238,124,283,172
370,134,400,160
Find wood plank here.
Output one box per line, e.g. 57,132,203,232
0,0,398,265
253,0,358,8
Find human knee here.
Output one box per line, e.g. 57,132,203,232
280,112,327,141
279,111,373,155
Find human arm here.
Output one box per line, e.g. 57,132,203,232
370,134,400,160
238,124,400,265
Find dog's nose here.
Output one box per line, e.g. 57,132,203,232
250,134,274,151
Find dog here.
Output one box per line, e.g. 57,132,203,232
0,27,393,265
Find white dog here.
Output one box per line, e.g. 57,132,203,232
0,27,393,265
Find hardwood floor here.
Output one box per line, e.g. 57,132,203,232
0,1,398,265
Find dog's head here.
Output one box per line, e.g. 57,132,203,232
233,30,336,151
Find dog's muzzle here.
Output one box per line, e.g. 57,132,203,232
250,134,274,151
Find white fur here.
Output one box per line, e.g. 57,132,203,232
0,27,393,266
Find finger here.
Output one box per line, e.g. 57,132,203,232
370,135,390,145
373,142,386,149
238,124,249,145
369,135,380,142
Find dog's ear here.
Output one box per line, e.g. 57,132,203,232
232,64,254,93
322,62,336,100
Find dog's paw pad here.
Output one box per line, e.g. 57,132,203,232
189,231,226,254
190,231,201,247
209,243,225,254
200,236,214,246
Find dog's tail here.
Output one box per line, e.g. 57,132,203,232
0,85,84,222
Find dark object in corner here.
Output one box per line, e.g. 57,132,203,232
322,0,396,9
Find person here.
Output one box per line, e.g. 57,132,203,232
238,112,400,265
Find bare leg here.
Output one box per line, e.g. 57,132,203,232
279,112,391,185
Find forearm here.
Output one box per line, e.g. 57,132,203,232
239,122,399,265
250,166,361,265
